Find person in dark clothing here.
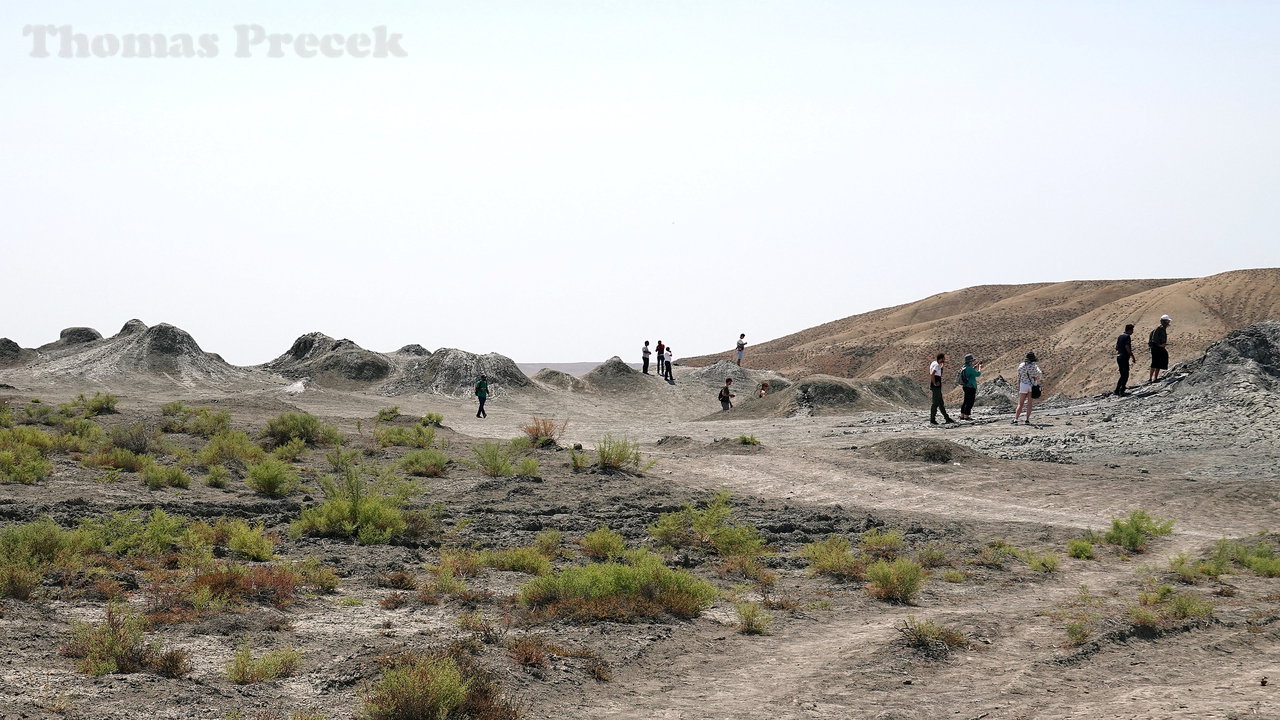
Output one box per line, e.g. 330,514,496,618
1115,324,1136,395
959,354,982,419
663,346,674,381
718,378,735,411
474,374,489,418
1148,315,1171,382
642,340,651,375
928,353,954,424
655,340,665,377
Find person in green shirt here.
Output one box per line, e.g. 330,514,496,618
474,374,489,418
959,354,983,420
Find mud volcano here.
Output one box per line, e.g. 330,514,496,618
265,332,393,385
583,356,645,391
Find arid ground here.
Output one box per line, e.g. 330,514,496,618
2,318,1279,720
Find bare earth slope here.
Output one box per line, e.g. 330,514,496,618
684,269,1280,395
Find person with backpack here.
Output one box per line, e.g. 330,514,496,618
642,340,652,375
719,378,736,411
1013,352,1043,425
735,334,747,367
928,353,954,424
655,340,665,377
474,374,489,419
1115,324,1136,395
958,354,982,420
1148,315,1171,383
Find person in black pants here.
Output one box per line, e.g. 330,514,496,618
1115,324,1135,396
959,354,982,419
928,353,953,424
474,374,489,418
642,340,651,375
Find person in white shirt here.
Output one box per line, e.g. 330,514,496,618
1013,352,1044,425
663,347,674,381
735,334,747,366
641,340,652,375
928,353,954,424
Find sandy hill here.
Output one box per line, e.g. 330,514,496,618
683,269,1280,395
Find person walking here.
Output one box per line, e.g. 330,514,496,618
474,374,489,419
663,346,674,381
1013,352,1043,425
1148,315,1171,383
735,334,747,367
642,340,652,375
718,378,736,411
959,354,982,420
655,340,665,377
928,353,954,424
1115,324,1136,395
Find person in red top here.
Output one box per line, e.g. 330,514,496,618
655,340,665,377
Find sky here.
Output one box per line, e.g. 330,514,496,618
2,1,1278,366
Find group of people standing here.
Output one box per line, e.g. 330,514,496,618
641,340,674,381
1115,314,1173,396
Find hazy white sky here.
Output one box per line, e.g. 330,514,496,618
3,1,1277,365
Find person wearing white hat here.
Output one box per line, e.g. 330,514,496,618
1148,315,1172,383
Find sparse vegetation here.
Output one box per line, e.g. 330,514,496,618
375,406,400,422
1021,550,1060,573
579,525,627,561
1067,538,1095,560
0,427,54,484
737,434,760,446
197,431,267,469
374,424,437,449
1129,583,1213,629
1104,510,1174,553
520,551,718,622
260,412,342,449
421,412,444,427
735,601,772,635
142,462,191,490
516,457,539,477
400,448,450,477
859,527,904,560
649,491,766,558
898,615,968,658
594,434,654,473
865,558,925,604
569,448,591,471
359,650,518,720
160,403,231,437
521,417,568,447
246,458,301,497
61,604,187,676
471,441,515,477
480,546,552,576
800,535,866,581
226,642,302,684
291,468,410,544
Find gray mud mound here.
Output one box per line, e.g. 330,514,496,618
264,332,393,387
689,360,792,393
655,435,692,447
720,374,927,419
859,437,984,464
975,375,1016,409
533,368,587,392
1180,321,1280,394
393,344,431,357
38,326,103,351
0,338,32,368
395,348,532,397
583,356,646,392
113,319,148,337
21,322,251,386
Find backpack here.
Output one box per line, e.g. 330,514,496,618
956,368,967,387
718,387,731,401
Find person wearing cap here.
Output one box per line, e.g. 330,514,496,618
1115,324,1136,396
1148,315,1172,383
959,354,983,420
1013,352,1043,425
474,374,489,419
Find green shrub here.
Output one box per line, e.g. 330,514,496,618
295,557,340,593
205,464,231,488
108,423,161,455
1104,510,1174,553
520,551,718,621
1023,551,1059,573
273,437,307,462
375,406,400,423
291,468,408,545
859,527,904,560
481,547,552,576
569,448,591,471
0,441,52,484
246,458,301,497
325,447,361,473
865,558,924,604
521,417,568,447
470,442,514,477
225,520,275,561
800,535,865,581
400,448,449,477
595,434,653,472
738,435,760,446
516,457,540,477
533,530,562,558
161,404,232,437
56,417,106,452
85,447,152,473
21,401,56,426
941,569,966,583
1130,583,1213,628
735,601,772,635
0,517,74,568
913,544,951,568
580,525,627,561
898,615,968,657
0,404,11,428
649,491,765,558
61,604,182,676
972,540,1020,569
64,392,118,417
359,654,469,720
142,462,191,490
374,424,437,449
197,431,266,468
508,436,533,453
1067,539,1095,560
260,412,342,449
0,563,42,600
421,413,444,427
76,508,192,558
226,642,301,684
